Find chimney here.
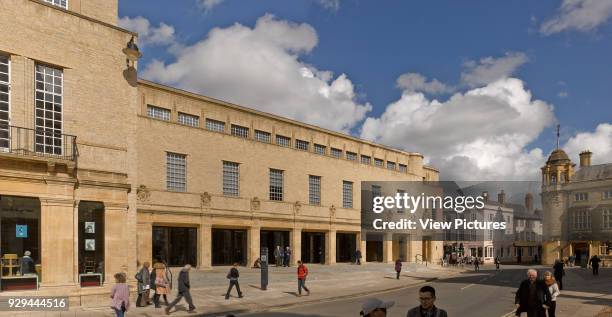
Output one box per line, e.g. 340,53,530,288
498,190,505,205
579,150,592,167
525,193,533,212
482,191,489,202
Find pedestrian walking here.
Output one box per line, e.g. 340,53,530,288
406,285,448,317
274,245,282,267
543,271,560,317
589,255,601,276
152,262,171,307
135,262,151,307
514,269,551,317
474,257,480,272
165,264,195,314
495,256,500,270
297,260,310,296
359,298,394,317
110,273,130,317
395,259,402,280
355,249,362,265
284,246,292,267
225,263,243,299
553,259,565,290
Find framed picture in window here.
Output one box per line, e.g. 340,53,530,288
85,239,96,251
85,222,95,234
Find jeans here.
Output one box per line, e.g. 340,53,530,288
112,307,124,317
226,280,242,298
298,278,309,295
167,291,195,311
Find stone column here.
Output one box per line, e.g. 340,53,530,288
248,225,261,267
291,227,302,265
382,233,393,263
104,203,130,279
136,222,152,265
199,224,212,269
358,231,367,264
40,198,76,287
326,230,336,264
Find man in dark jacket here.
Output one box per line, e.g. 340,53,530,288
406,285,448,317
553,260,564,290
136,261,151,307
225,263,243,299
589,255,601,276
515,269,551,317
165,264,195,314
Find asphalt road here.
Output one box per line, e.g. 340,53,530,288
241,266,611,317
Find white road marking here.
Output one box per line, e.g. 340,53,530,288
461,283,475,290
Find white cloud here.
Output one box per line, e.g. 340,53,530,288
460,52,528,88
361,77,556,180
142,14,371,133
540,0,612,35
197,0,225,11
563,123,612,165
118,16,175,46
318,0,340,11
557,91,569,98
396,73,453,95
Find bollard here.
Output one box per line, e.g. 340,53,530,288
260,247,268,290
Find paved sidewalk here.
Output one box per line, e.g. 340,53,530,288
0,262,463,317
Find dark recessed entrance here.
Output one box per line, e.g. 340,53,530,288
212,229,247,266
336,233,356,263
152,226,197,267
260,230,290,265
301,232,325,264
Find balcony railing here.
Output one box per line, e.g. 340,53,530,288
0,125,77,161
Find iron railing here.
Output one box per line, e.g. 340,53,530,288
0,125,77,161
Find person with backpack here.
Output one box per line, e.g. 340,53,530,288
297,260,310,296
135,262,151,307
225,263,243,299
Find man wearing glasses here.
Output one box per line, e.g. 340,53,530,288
406,286,448,317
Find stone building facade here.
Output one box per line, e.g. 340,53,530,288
0,0,439,305
541,149,612,265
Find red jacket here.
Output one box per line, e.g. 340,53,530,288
297,264,308,280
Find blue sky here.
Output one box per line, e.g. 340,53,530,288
118,0,612,180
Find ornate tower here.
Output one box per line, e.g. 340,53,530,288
540,125,575,264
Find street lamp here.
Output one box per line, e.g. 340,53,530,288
122,36,142,68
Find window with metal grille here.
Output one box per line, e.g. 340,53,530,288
147,105,170,121
309,175,321,205
374,158,384,167
35,64,63,155
314,144,326,155
330,148,342,158
206,118,225,132
231,124,249,138
346,151,357,161
178,112,199,127
361,155,371,165
295,139,309,151
166,152,186,192
276,135,290,147
223,161,240,197
604,191,612,200
399,164,407,173
343,181,353,208
43,0,67,9
269,169,283,201
255,130,271,143
387,162,396,170
575,192,588,201
0,55,9,149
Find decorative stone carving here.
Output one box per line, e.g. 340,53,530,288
201,192,212,207
251,197,261,211
294,201,301,213
136,185,150,202
330,204,336,217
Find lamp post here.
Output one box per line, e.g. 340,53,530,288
122,36,142,68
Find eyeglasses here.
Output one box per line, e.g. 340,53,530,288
419,297,434,301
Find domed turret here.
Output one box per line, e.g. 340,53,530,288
546,149,570,165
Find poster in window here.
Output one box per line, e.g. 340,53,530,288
84,222,95,234
16,225,28,238
85,239,96,251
